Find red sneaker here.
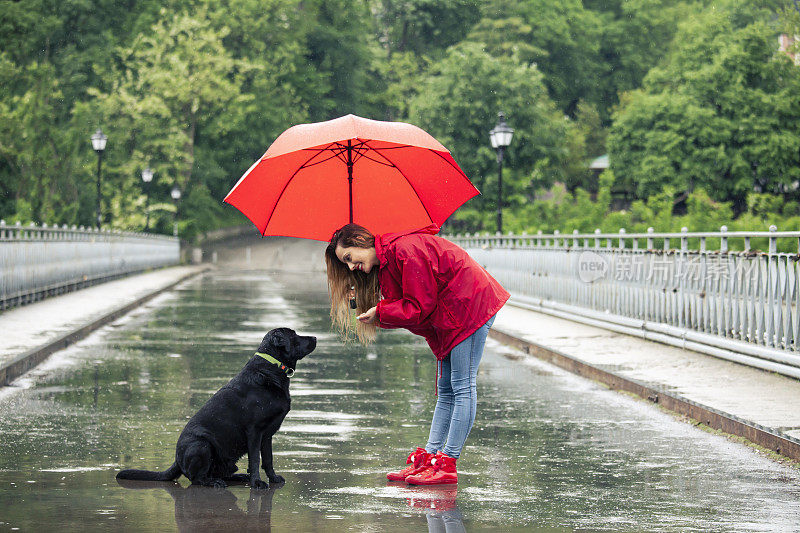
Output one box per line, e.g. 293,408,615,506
405,452,457,485
386,447,432,481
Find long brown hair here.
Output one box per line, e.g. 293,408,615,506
325,223,381,344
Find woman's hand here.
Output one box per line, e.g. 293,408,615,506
357,306,378,324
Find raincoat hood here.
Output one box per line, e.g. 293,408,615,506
375,224,439,266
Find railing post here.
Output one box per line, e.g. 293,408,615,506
720,225,728,253
594,228,600,249
619,228,626,250
766,225,778,347
647,227,654,250
769,225,777,255
677,227,688,329
681,227,688,253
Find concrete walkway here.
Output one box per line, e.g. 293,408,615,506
492,302,800,457
0,265,207,384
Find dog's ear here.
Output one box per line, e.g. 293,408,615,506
269,329,290,353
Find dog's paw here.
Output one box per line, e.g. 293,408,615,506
251,478,269,490
268,474,285,484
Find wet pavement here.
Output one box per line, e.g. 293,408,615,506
1,268,799,532
0,265,204,369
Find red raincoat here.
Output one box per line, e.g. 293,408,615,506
375,225,510,360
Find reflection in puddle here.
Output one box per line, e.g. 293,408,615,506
40,466,117,473
117,479,280,531
288,410,364,419
289,388,369,396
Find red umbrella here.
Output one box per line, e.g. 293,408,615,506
223,114,479,241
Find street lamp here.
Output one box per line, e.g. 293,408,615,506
90,128,108,229
171,185,181,237
488,112,514,234
141,166,154,232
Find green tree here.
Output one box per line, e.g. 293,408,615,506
587,0,703,122
0,0,165,226
467,0,602,116
367,50,430,121
609,2,800,212
371,0,483,57
76,9,247,229
303,0,378,118
408,42,582,231
0,57,84,224
204,0,319,202
469,0,702,121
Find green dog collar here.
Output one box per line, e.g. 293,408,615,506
255,352,294,377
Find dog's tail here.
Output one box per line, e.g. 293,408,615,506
116,462,181,482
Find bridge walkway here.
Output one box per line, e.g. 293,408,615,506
1,236,799,463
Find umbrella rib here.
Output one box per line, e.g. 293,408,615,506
293,142,338,169
330,144,350,166
372,144,470,180
300,151,342,168
332,140,370,166
364,144,413,150
362,141,435,225
356,152,396,167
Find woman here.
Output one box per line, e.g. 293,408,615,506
325,223,509,485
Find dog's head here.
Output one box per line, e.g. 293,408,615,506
258,328,316,371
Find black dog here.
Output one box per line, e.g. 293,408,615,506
117,328,316,488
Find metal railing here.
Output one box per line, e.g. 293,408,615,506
1,221,179,309
451,226,800,380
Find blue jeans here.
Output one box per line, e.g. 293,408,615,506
425,315,495,459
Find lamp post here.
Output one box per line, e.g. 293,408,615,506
90,128,108,229
141,166,154,232
488,112,514,234
171,185,181,237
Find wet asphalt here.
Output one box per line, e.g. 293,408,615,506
0,269,799,532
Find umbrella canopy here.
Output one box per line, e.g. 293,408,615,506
223,114,479,241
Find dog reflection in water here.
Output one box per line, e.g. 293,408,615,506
117,478,280,531
404,486,465,533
